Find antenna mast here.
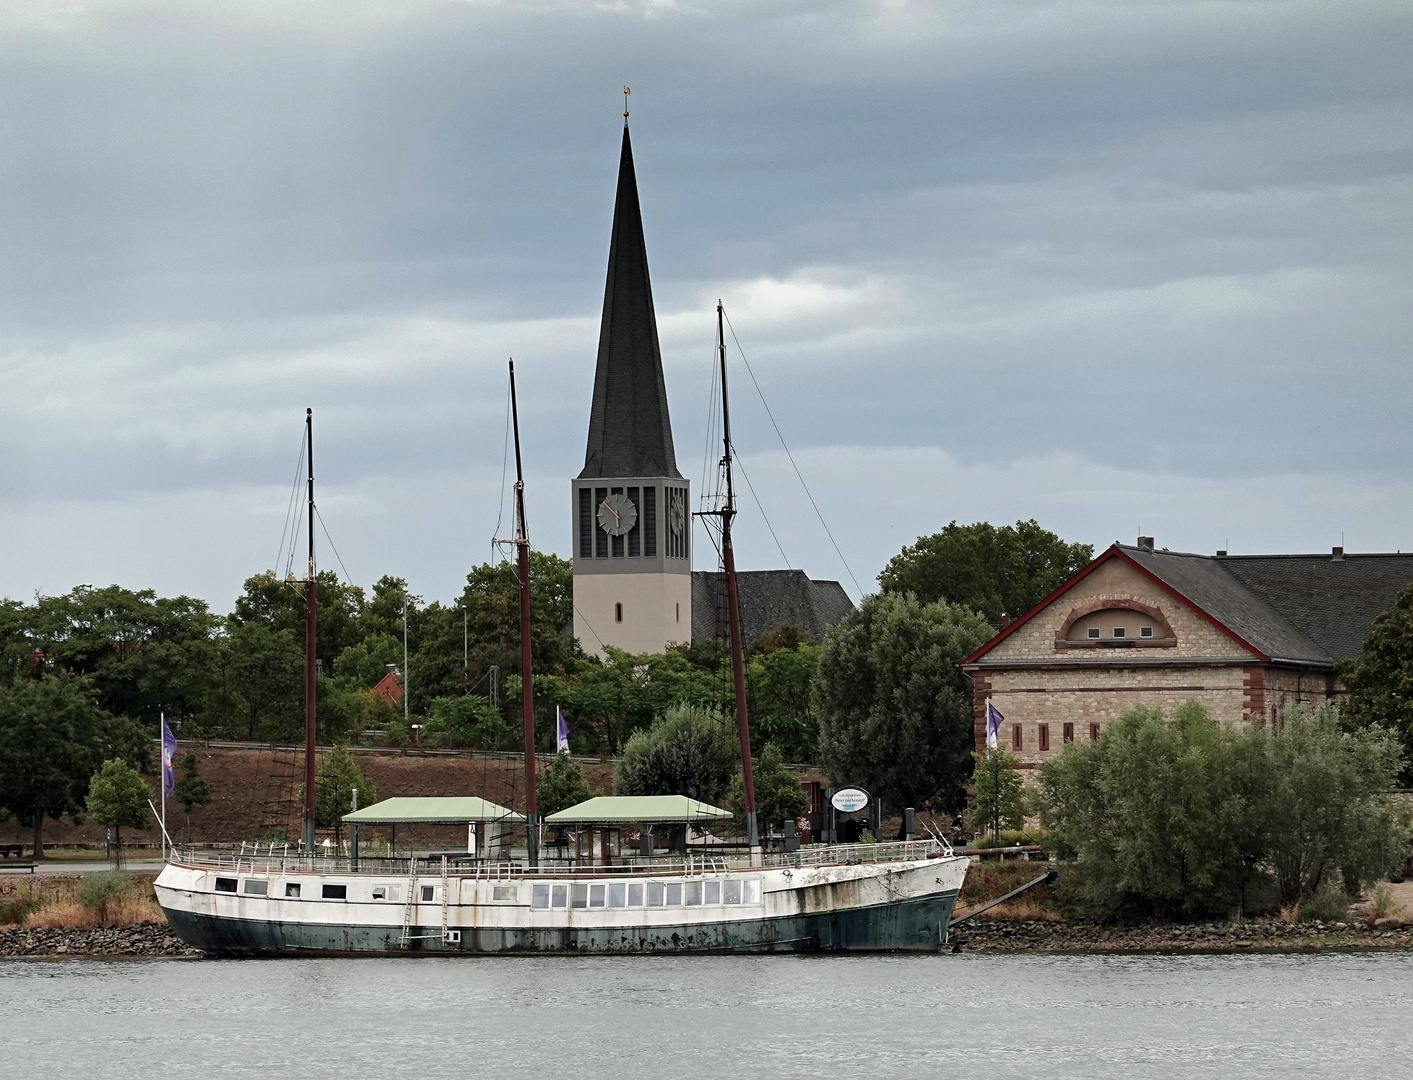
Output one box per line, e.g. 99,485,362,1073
303,408,318,854
510,361,539,869
714,301,759,855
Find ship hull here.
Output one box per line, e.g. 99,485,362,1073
155,850,967,956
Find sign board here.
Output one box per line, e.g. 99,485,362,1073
830,787,870,813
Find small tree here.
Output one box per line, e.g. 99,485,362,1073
313,746,376,846
172,751,213,845
615,702,737,805
423,694,511,749
729,743,809,835
85,759,152,866
538,751,593,818
1338,581,1413,783
969,749,1032,840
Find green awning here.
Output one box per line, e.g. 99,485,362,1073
342,796,525,825
545,795,733,825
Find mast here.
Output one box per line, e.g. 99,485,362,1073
510,361,539,869
303,408,317,854
716,302,759,854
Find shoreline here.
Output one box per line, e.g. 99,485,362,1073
4,917,1413,959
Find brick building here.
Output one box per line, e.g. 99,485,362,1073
962,538,1413,769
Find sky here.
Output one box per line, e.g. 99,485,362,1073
1,0,1410,613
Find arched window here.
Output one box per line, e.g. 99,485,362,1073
1055,600,1175,648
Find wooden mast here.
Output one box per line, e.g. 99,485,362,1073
303,407,318,853
510,361,538,869
716,302,759,853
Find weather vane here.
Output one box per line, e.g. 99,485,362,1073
623,86,631,122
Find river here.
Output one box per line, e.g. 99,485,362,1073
3,952,1410,1077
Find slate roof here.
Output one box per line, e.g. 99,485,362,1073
691,569,855,647
579,126,681,480
969,543,1413,668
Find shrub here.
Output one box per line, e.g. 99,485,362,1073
423,695,510,750
77,869,135,922
538,752,593,818
615,703,737,805
1372,882,1403,920
1298,885,1351,923
0,882,38,925
729,744,808,834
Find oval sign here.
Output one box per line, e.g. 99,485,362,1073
831,787,869,813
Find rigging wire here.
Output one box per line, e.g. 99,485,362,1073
732,454,791,569
275,432,307,579
722,306,864,598
314,506,354,585
492,375,513,565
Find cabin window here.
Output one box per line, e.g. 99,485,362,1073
684,881,702,906
615,603,623,623
589,883,606,908
1113,627,1126,638
1063,723,1074,744
1090,723,1101,742
665,882,682,906
723,880,741,905
1038,724,1050,752
551,885,568,909
570,884,589,909
1012,725,1022,751
627,883,644,906
242,879,268,896
372,885,387,900
492,886,517,902
420,885,435,902
646,882,666,907
323,884,347,900
704,881,721,905
1088,627,1100,639
285,883,301,898
743,880,761,904
1141,626,1154,638
215,877,237,893
608,882,627,908
532,884,550,909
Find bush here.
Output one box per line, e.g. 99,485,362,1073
615,703,737,805
1298,885,1351,923
729,744,808,834
538,752,593,818
77,869,135,922
423,695,510,750
0,883,38,925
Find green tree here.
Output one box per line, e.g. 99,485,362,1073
815,592,992,813
220,620,303,740
86,759,153,866
1338,581,1413,783
878,519,1093,623
970,749,1033,839
746,637,822,764
0,673,124,857
423,694,511,749
313,745,375,846
538,751,594,818
615,702,738,805
172,751,213,844
1247,706,1407,906
230,569,365,669
729,743,808,833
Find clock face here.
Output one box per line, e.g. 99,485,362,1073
597,493,638,537
668,497,685,537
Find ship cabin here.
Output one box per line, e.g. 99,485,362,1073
545,795,733,868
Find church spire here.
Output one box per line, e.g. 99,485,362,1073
579,125,681,480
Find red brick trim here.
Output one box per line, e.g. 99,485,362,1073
1243,666,1267,725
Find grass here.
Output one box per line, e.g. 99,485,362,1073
0,871,167,928
957,859,1058,920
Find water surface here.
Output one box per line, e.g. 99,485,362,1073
3,952,1410,1078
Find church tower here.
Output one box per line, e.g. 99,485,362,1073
571,126,691,656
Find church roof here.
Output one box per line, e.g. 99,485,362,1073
965,543,1413,668
579,126,680,480
691,569,855,647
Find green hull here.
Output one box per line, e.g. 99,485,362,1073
163,890,961,956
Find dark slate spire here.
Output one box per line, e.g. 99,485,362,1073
579,126,681,480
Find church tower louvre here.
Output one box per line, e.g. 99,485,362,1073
571,125,691,656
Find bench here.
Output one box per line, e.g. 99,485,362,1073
1,862,36,874
0,845,25,859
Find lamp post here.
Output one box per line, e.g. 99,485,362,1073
402,596,410,725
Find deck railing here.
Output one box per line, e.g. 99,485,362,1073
168,838,951,879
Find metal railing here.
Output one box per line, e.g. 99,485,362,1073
169,838,952,879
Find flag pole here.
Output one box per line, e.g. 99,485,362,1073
160,712,167,861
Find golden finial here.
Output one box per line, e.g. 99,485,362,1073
623,86,631,121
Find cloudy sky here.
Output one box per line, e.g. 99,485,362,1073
1,0,1409,612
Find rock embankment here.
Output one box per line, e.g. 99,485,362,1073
951,916,1413,952
0,922,200,958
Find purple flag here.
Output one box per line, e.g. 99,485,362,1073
556,706,569,754
161,717,178,797
985,699,1004,751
